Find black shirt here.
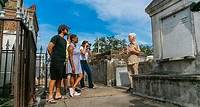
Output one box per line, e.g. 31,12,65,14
50,35,66,62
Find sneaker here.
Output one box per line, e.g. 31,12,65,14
89,86,96,89
69,88,74,97
75,88,81,93
74,91,81,96
88,84,95,89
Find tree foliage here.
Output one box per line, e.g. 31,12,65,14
92,36,153,56
139,44,153,56
92,36,127,53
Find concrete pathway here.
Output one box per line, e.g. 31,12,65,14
39,85,177,107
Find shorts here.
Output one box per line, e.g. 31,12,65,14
50,61,65,80
127,63,139,75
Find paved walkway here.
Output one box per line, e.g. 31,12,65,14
37,85,177,107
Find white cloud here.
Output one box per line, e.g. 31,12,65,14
37,24,57,52
108,22,151,36
74,0,151,23
73,0,152,44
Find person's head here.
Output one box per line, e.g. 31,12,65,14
81,40,89,47
57,24,70,35
128,33,136,43
70,34,78,43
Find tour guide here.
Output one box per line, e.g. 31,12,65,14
127,33,141,92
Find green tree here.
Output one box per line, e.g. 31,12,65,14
93,36,127,53
139,44,153,56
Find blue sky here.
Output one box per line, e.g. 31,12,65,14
24,0,152,51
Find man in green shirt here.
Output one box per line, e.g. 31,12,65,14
47,24,69,103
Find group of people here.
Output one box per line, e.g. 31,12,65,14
46,24,141,104
47,24,94,103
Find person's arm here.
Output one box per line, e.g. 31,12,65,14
130,48,140,55
48,36,57,56
47,42,55,56
128,45,140,56
137,44,141,52
87,49,92,56
68,45,75,73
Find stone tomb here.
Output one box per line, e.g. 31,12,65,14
132,0,200,107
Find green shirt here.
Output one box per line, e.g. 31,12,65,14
50,35,66,62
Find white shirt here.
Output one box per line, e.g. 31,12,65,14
80,46,89,60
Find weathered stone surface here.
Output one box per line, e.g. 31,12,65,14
132,75,200,107
116,65,129,87
3,20,16,31
91,59,155,87
147,0,200,64
91,60,108,85
139,61,155,74
91,59,124,86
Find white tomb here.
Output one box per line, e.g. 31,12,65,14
146,0,200,74
131,1,200,107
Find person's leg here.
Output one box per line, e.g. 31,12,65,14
63,63,69,92
55,80,62,97
84,62,94,88
48,80,56,99
68,74,76,97
70,75,75,87
133,63,139,75
73,73,83,88
80,69,85,88
127,65,134,89
80,61,85,88
69,74,82,97
63,79,67,92
67,74,71,88
49,62,57,100
55,62,65,98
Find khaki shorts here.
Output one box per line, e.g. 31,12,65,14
127,63,139,75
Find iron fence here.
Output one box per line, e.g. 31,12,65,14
36,47,50,94
0,19,37,107
0,40,15,97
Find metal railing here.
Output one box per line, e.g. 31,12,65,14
36,46,50,96
0,19,37,107
0,40,15,97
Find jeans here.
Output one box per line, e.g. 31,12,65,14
80,60,94,88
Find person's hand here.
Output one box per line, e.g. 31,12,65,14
123,48,128,54
72,65,76,74
84,44,88,49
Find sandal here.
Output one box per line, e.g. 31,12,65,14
55,96,66,100
47,98,57,104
